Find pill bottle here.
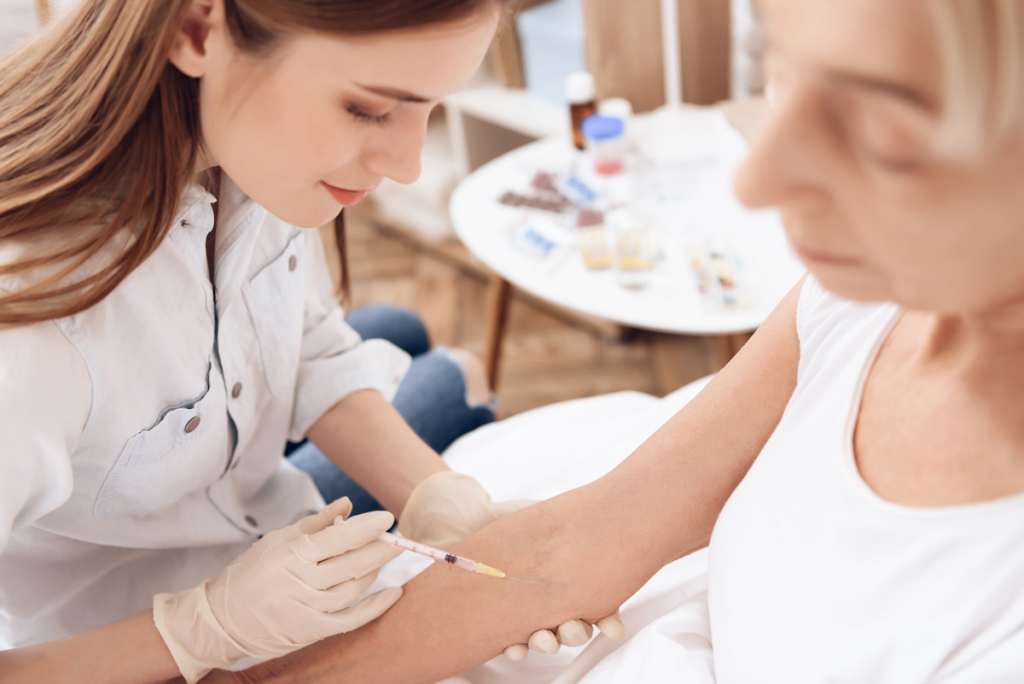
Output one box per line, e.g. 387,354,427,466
566,71,597,151
582,115,626,176
598,97,634,136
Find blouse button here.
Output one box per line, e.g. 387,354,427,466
232,382,243,399
184,416,201,434
288,255,298,272
245,515,258,528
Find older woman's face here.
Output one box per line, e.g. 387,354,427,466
735,0,1024,313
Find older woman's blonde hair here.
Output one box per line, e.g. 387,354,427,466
932,0,1024,154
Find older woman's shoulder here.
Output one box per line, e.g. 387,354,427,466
796,276,902,380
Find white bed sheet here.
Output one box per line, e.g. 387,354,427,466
367,375,717,684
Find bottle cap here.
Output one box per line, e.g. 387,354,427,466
581,114,624,141
598,97,634,121
565,71,596,104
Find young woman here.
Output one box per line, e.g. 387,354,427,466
0,0,579,681
202,0,1024,681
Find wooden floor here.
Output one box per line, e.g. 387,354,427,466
326,206,741,419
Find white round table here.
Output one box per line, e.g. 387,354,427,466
449,106,806,383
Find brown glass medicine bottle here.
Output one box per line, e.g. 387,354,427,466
566,71,597,151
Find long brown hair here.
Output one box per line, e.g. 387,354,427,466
0,0,505,325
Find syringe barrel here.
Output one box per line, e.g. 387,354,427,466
378,532,468,566
450,556,478,572
377,531,500,576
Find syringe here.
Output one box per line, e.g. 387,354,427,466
377,531,506,578
332,516,506,578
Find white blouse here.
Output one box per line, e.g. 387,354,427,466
0,177,410,648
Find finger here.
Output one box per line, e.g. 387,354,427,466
595,610,626,640
527,629,560,655
323,586,403,634
296,510,394,563
503,644,529,661
298,497,354,535
556,619,593,647
309,567,381,613
302,540,403,590
252,503,350,551
247,524,298,554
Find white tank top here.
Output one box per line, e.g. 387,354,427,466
708,276,1024,683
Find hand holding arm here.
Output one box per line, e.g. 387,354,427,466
398,471,624,659
307,362,615,658
202,279,804,684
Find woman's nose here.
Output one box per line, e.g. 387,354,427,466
363,116,428,186
734,80,834,213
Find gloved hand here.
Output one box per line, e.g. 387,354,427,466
398,471,536,551
397,472,626,660
153,498,403,684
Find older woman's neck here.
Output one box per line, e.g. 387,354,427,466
918,298,1024,377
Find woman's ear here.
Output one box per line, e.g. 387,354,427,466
167,0,221,78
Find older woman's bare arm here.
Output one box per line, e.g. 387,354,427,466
208,280,805,684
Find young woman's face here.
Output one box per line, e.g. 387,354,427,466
735,0,1024,314
171,3,498,228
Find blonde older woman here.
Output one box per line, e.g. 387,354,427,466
200,0,1024,681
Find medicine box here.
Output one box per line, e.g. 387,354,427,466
516,0,587,105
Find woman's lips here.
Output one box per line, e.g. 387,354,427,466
322,182,370,207
791,243,860,266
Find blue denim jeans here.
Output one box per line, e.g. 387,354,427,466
287,305,495,515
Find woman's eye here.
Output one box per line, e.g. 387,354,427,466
847,101,931,172
346,103,392,126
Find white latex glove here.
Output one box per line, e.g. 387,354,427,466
398,471,535,551
397,472,625,660
153,498,403,683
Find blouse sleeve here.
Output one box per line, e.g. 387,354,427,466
288,229,412,442
0,320,91,556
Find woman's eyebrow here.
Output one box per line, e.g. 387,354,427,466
354,84,432,103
